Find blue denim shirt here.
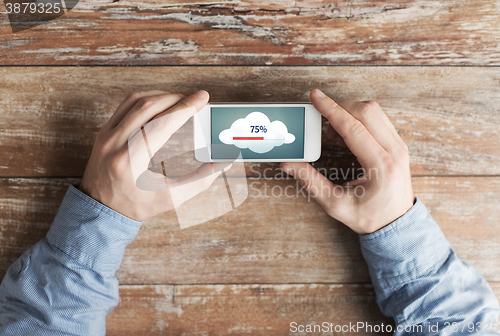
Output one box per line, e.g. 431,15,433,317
0,185,498,335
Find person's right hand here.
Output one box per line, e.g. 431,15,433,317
280,89,414,235
79,90,229,222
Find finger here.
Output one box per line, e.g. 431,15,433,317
359,100,398,134
132,90,209,156
151,90,209,122
336,100,406,153
114,92,186,142
280,162,343,212
310,89,387,169
359,100,408,150
105,90,170,131
166,162,232,207
134,169,170,192
127,91,210,178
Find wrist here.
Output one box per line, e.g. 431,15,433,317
47,185,142,273
364,197,416,235
78,179,103,206
359,198,451,289
78,179,139,221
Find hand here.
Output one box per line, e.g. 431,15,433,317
79,90,228,221
280,89,414,234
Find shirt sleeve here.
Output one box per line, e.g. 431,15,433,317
360,197,500,335
0,185,142,336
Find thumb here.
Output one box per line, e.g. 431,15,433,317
280,162,339,212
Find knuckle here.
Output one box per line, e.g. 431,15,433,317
348,119,366,137
296,171,310,189
303,177,313,191
322,99,342,119
175,99,190,110
365,100,380,109
137,97,156,110
358,100,380,117
151,114,168,130
126,91,142,101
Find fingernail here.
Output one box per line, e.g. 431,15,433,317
281,163,294,175
313,89,326,98
195,90,208,99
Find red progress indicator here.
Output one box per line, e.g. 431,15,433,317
233,136,264,140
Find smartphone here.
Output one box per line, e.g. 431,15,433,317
194,103,322,162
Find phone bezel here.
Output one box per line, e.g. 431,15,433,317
194,103,321,162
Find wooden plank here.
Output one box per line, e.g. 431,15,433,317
1,1,500,65
107,283,500,335
1,66,499,177
106,284,394,336
1,177,499,284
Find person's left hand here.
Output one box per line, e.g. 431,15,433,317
79,90,229,221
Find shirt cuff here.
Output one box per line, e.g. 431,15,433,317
359,197,452,291
46,185,143,274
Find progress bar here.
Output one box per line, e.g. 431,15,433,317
233,137,264,140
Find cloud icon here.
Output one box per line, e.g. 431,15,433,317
219,112,295,154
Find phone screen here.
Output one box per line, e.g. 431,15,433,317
210,106,305,160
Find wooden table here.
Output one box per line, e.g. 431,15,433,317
1,1,499,335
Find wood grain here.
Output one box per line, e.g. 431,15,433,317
1,176,499,284
1,66,499,177
106,283,500,335
106,284,393,336
1,1,500,65
1,0,498,330
0,178,78,273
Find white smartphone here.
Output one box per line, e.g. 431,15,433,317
194,103,322,162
